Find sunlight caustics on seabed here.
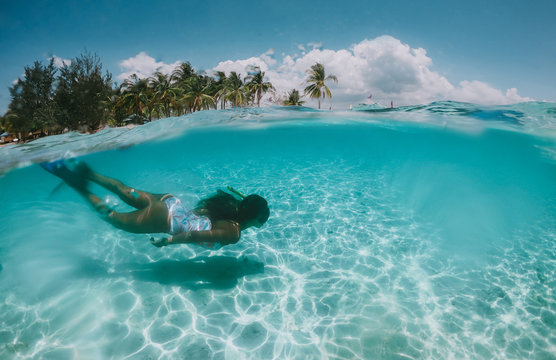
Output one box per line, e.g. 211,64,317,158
0,103,555,359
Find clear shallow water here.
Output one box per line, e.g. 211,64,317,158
1,103,555,359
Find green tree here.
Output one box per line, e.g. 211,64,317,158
8,59,57,140
304,63,338,109
283,89,305,106
245,67,275,107
170,62,197,115
115,75,152,123
171,62,196,87
0,111,17,136
182,75,216,112
33,101,63,133
104,87,127,126
212,71,228,109
149,72,181,118
55,52,113,131
223,72,248,107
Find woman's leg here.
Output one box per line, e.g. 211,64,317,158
106,202,170,234
76,163,165,210
75,187,170,234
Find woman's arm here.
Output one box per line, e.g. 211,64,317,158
171,229,235,245
151,223,240,248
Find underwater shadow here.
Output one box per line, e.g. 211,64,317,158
72,255,265,290
124,256,265,290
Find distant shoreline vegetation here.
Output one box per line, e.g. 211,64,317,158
0,53,337,144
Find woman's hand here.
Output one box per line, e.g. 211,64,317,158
150,237,169,248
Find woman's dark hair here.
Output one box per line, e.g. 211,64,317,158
196,190,240,221
197,190,269,224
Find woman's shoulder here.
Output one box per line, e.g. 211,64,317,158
213,219,241,243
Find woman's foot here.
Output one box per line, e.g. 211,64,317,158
41,159,89,191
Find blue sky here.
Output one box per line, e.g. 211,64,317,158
1,0,555,111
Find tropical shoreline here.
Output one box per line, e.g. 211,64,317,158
1,53,336,145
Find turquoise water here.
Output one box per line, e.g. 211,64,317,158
1,103,555,359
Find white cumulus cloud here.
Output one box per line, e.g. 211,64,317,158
307,42,323,50
50,55,71,68
214,53,274,76
209,35,532,107
449,81,532,105
117,52,181,81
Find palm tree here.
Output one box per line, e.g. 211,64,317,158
148,72,181,118
224,72,248,107
182,76,216,112
2,111,19,138
213,71,228,109
116,74,152,122
283,89,305,106
171,62,195,86
106,88,127,126
304,63,338,109
245,68,275,107
170,62,197,115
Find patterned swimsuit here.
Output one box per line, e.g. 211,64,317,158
163,195,212,235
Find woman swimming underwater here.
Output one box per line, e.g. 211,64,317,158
41,160,270,249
